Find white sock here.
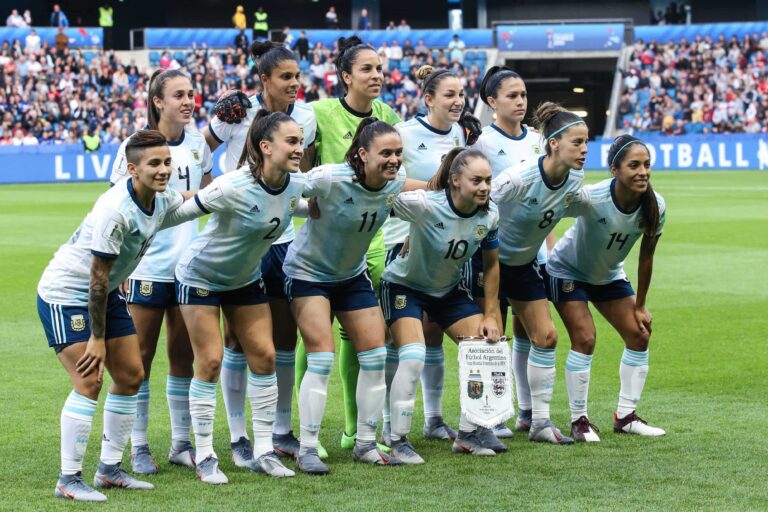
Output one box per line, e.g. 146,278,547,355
565,350,593,421
389,344,425,441
298,352,334,454
422,345,445,420
221,348,248,443
617,348,650,419
130,380,150,448
459,412,477,433
382,344,398,427
100,393,138,465
166,376,192,446
274,350,295,436
189,378,218,463
248,372,278,458
512,337,532,412
61,391,97,475
356,347,387,443
528,346,556,426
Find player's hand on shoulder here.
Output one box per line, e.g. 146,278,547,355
214,90,252,124
459,111,482,146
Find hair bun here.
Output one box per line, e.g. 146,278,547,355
338,35,364,54
415,65,434,81
250,40,278,59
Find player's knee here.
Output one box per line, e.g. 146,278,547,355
535,328,558,349
571,330,596,354
628,329,650,351
198,355,222,381
115,364,145,394
77,376,103,400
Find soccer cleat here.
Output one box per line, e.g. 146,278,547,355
230,436,254,468
571,416,601,442
250,451,295,477
529,421,574,445
515,409,532,432
55,473,107,502
492,422,515,439
93,462,155,490
273,431,301,459
381,421,392,447
390,437,425,465
296,448,329,475
131,444,159,475
423,416,457,441
168,441,196,468
352,441,401,466
476,426,508,453
614,411,666,436
196,456,228,484
452,431,496,456
341,431,391,453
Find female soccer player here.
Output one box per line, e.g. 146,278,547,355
203,41,317,465
37,131,185,501
284,118,423,474
381,64,480,443
545,134,666,442
472,66,551,438
381,147,502,464
173,111,307,483
109,69,212,475
300,36,401,452
490,102,588,445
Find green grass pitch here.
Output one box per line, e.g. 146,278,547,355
0,171,766,511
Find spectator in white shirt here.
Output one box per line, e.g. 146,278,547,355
25,29,41,54
6,9,26,28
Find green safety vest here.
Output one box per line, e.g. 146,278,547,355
254,11,268,31
99,7,113,28
82,134,100,152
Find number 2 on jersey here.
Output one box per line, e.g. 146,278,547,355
263,218,281,240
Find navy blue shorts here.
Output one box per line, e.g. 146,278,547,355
380,279,481,330
499,259,547,302
37,290,136,352
261,242,290,300
543,268,635,303
126,279,177,308
175,278,269,307
284,271,378,312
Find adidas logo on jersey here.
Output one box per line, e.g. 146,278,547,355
528,198,538,205
598,217,607,224
344,197,355,204
434,222,445,230
497,149,506,156
343,131,354,140
250,204,261,213
417,143,428,150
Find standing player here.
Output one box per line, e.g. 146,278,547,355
37,131,183,501
173,111,307,483
204,41,317,466
490,102,587,445
382,65,478,444
381,147,502,464
284,119,423,474
300,36,400,452
109,69,212,474
545,135,666,441
472,66,551,438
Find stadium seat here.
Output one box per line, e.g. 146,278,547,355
299,59,310,73
173,51,185,63
149,51,160,66
83,51,95,64
465,50,476,61
432,50,440,60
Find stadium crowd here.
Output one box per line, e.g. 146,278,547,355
619,33,768,136
0,31,484,146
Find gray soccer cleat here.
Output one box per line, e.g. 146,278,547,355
529,420,575,445
250,451,295,477
272,431,301,459
131,444,159,475
352,441,402,466
452,431,496,456
168,440,196,468
515,409,532,432
54,473,107,502
423,416,457,440
230,436,253,469
296,448,329,475
196,455,228,484
93,462,155,490
390,437,425,465
493,422,515,439
476,426,508,453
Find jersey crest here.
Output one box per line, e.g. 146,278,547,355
140,281,153,296
71,315,86,332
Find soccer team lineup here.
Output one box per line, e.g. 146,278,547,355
37,37,668,500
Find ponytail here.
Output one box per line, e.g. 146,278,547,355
533,102,584,156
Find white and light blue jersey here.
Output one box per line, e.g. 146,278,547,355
383,189,499,297
473,124,542,177
109,129,212,282
284,163,406,282
38,179,184,305
175,167,306,291
208,94,316,246
383,116,465,249
546,179,666,285
490,156,583,267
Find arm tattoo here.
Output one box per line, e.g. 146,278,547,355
88,258,112,338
